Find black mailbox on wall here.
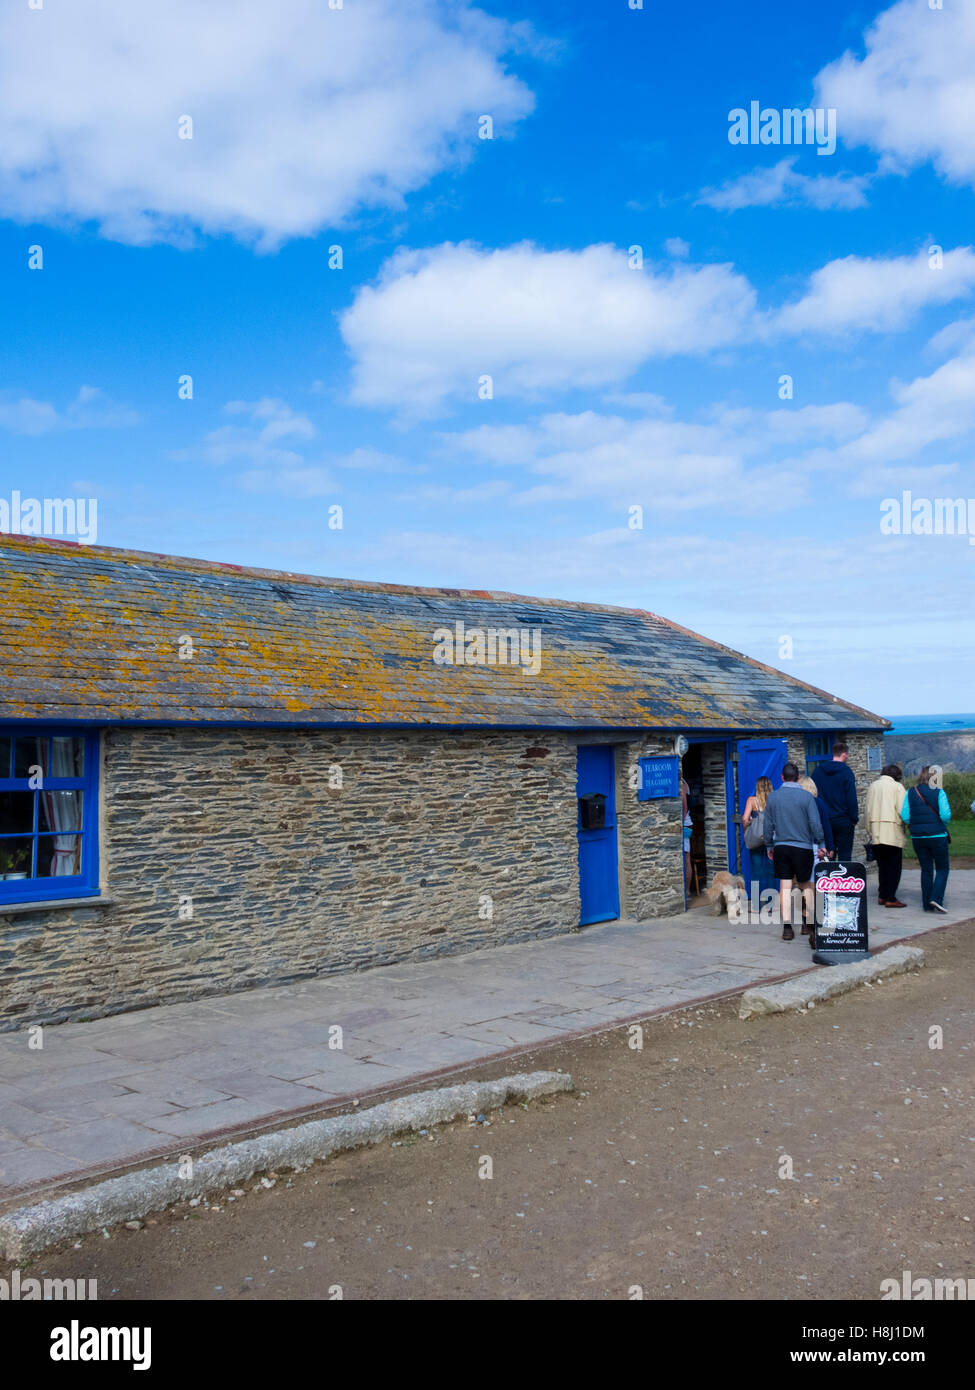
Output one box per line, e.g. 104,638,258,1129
578,793,607,830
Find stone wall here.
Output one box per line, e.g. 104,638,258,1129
0,727,583,1029
839,730,884,864
615,737,684,920
0,723,886,1029
699,743,728,883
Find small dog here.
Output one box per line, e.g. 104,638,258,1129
704,870,747,920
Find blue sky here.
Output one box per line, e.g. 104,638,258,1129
1,0,974,717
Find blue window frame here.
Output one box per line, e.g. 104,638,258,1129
805,734,832,774
0,728,99,904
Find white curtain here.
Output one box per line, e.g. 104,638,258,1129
43,738,82,876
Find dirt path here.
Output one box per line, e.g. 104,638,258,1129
9,922,974,1301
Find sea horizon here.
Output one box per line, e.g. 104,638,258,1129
887,714,975,736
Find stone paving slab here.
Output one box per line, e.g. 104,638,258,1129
0,869,972,1206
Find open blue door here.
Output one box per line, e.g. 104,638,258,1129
736,738,787,890
576,745,620,926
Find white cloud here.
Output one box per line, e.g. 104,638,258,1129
772,247,975,337
342,240,975,416
842,348,975,465
0,0,535,248
445,408,807,512
713,402,869,443
197,398,316,469
0,386,139,434
340,241,758,414
438,373,975,513
925,315,975,359
816,0,975,188
184,400,432,493
697,157,870,212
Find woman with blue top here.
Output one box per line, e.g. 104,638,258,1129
901,765,952,913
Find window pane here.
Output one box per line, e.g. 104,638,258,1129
47,735,85,779
13,737,46,779
0,735,11,778
0,838,33,879
0,791,35,835
36,835,83,878
38,790,83,835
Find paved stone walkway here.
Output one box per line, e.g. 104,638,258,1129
1,869,972,1205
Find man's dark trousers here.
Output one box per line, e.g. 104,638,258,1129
831,817,855,860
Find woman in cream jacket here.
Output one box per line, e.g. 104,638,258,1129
865,765,907,907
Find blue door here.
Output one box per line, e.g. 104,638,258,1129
736,738,787,890
576,745,620,925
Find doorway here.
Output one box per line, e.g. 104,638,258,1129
681,740,738,900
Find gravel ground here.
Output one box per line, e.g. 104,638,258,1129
7,922,974,1301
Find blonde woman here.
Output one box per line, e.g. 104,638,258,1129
742,776,774,897
799,776,835,859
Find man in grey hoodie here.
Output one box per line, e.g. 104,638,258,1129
764,762,824,941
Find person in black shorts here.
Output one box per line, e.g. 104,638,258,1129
763,762,825,941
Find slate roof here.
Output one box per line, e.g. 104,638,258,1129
0,534,888,732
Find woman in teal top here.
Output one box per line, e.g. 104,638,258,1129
901,765,952,913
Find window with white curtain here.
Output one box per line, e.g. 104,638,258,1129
0,729,99,903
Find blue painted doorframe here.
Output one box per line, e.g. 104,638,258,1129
576,744,620,926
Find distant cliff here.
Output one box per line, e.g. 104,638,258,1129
884,729,975,775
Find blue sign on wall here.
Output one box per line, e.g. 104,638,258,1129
637,756,680,800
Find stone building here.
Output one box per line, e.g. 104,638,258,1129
0,534,889,1028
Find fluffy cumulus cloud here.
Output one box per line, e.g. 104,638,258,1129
342,239,975,415
697,157,870,212
772,246,975,337
340,241,758,413
0,0,535,247
815,0,975,186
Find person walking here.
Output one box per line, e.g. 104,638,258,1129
866,764,907,908
742,775,774,903
764,762,824,942
900,765,952,913
811,742,859,859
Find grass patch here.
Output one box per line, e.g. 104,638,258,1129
901,820,975,860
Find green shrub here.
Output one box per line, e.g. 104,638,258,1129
903,770,975,819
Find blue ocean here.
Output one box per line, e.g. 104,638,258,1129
887,714,975,735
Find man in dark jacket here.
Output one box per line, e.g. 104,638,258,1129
811,742,859,859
